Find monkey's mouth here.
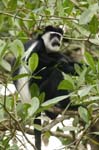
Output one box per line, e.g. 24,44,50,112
52,41,60,47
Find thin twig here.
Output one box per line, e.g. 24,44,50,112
0,11,78,22
3,105,37,150
74,115,99,150
42,115,70,132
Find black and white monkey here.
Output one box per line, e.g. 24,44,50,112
14,26,76,105
14,26,64,104
13,26,79,150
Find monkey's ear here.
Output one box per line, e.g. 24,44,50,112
58,28,63,35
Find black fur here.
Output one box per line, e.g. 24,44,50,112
13,26,79,150
44,25,63,35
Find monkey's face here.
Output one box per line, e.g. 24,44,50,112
42,31,63,52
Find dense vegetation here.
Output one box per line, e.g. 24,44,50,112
0,0,99,150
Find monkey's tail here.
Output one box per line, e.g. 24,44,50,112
34,114,41,150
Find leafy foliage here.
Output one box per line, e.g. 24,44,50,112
0,0,99,150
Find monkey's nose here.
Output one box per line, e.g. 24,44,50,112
52,40,60,47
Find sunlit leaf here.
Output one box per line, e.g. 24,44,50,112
89,15,99,34
78,106,90,123
30,83,40,97
0,59,11,72
10,145,19,150
74,23,90,36
42,95,70,107
79,3,98,24
12,73,29,81
28,53,39,73
77,68,87,88
89,38,99,45
9,40,24,58
90,132,99,136
58,79,74,90
63,0,74,14
8,0,17,10
0,40,6,57
0,108,5,121
84,52,96,71
28,97,40,116
34,124,42,131
78,85,93,97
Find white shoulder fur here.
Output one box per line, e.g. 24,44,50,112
17,41,39,103
17,66,31,103
24,41,38,61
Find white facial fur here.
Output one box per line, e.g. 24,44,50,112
42,31,63,52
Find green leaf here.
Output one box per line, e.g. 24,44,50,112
12,73,29,81
97,61,99,73
9,40,24,58
77,68,87,88
28,53,39,72
90,132,99,136
89,38,99,45
16,103,30,119
5,96,14,111
78,85,93,97
8,0,17,10
58,79,74,90
2,0,8,7
9,145,19,150
89,15,99,34
34,123,42,131
84,52,96,71
39,92,45,103
42,95,70,107
44,8,51,15
74,63,82,75
0,40,6,57
63,0,74,14
30,83,40,97
0,59,11,72
28,97,40,116
74,23,90,37
56,0,64,16
0,108,5,121
11,56,21,74
87,96,99,101
79,3,98,24
78,106,90,123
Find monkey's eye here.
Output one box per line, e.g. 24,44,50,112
50,33,61,41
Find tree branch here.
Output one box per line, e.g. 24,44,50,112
2,105,37,150
0,11,78,22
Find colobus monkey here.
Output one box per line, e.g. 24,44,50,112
13,26,79,150
14,26,63,103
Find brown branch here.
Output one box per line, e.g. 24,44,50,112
0,120,73,140
0,119,11,131
63,36,88,41
50,131,73,139
2,106,37,150
0,110,99,150
70,0,83,11
0,11,78,22
74,114,99,150
42,115,71,132
48,106,78,117
0,11,33,22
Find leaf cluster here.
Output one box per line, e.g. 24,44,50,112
0,0,99,149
